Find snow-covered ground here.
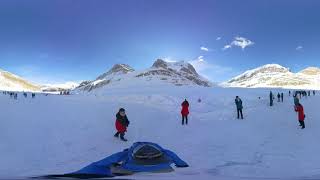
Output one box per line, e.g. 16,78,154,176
0,86,319,179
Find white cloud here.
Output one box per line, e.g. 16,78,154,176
216,37,222,40
223,36,254,50
296,46,303,51
200,46,209,52
222,45,232,50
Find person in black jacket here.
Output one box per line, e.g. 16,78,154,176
114,108,130,141
277,93,281,102
269,91,273,106
235,96,243,119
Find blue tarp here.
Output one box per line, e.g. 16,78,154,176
69,142,188,177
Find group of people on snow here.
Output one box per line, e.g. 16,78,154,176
114,99,191,141
271,89,312,129
113,88,318,141
291,90,316,99
1,91,36,100
269,91,285,106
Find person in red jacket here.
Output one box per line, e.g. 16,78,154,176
114,108,130,141
294,103,305,129
181,99,189,125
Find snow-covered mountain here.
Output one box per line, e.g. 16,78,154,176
75,59,212,92
298,67,320,76
41,82,80,92
0,69,41,92
223,64,320,89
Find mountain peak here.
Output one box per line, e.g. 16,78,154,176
96,64,135,80
299,67,320,75
152,59,168,69
229,64,289,82
152,59,199,76
224,64,320,89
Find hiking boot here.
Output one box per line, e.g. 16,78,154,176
120,133,127,141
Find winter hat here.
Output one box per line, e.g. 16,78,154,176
119,108,125,112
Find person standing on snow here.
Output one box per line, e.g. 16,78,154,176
294,95,299,107
235,96,243,119
295,103,305,129
281,93,284,102
181,99,189,125
269,91,273,106
277,93,281,102
114,108,130,141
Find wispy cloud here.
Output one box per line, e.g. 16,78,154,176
296,46,303,51
223,36,254,50
216,37,222,40
200,46,209,52
189,56,233,81
222,45,232,50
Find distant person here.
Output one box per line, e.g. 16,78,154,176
308,91,310,96
181,99,189,125
281,93,284,102
198,98,202,103
289,90,291,96
114,108,130,141
294,95,299,107
235,96,243,119
313,90,316,96
294,103,305,129
269,91,273,106
277,93,281,102
32,93,35,98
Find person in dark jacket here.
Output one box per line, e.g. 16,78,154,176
281,93,284,102
181,99,189,125
295,103,305,129
114,108,130,141
235,96,243,119
293,95,299,107
269,91,273,106
277,93,281,102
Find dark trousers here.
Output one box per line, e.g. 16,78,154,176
182,116,188,125
299,121,305,128
114,132,125,139
237,109,243,119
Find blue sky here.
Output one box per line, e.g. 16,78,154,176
0,0,319,84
